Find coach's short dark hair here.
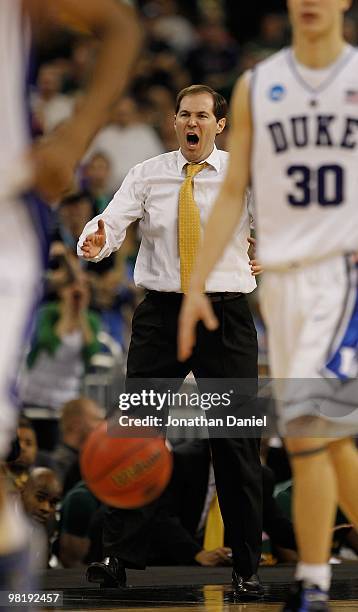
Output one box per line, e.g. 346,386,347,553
175,85,228,121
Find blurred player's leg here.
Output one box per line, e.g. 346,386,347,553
260,261,358,611
285,440,336,609
328,438,358,525
287,440,337,566
0,201,40,454
0,200,40,597
283,436,358,612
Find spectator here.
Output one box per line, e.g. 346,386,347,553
148,46,191,92
170,442,296,567
22,468,61,524
21,468,62,566
89,266,136,348
45,242,80,302
142,84,177,152
143,84,176,144
30,63,74,134
59,441,232,569
87,95,164,193
273,479,358,562
14,416,54,471
63,38,98,93
144,0,197,59
53,191,136,347
130,43,191,105
187,20,240,93
250,13,288,55
52,397,104,494
6,418,55,490
16,417,38,470
19,273,102,448
59,480,102,568
55,192,94,253
82,152,113,213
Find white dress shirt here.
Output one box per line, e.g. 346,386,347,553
77,146,256,293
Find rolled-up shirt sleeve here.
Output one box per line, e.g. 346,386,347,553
77,165,145,262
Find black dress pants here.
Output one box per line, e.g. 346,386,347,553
103,291,262,576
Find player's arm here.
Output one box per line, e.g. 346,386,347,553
27,0,141,148
178,74,253,361
191,73,252,292
25,0,142,201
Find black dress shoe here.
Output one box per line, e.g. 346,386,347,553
86,557,127,588
232,570,264,600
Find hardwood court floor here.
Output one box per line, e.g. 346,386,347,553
44,564,358,611
51,601,358,612
77,606,358,612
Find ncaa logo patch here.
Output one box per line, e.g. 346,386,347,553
268,84,286,102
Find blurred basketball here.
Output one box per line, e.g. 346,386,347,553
80,421,172,508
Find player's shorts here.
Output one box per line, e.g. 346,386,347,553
0,197,40,458
260,253,358,438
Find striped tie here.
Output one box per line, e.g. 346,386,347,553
178,163,206,293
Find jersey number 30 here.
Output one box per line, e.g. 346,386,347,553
287,164,344,206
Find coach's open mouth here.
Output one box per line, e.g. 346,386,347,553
186,133,199,148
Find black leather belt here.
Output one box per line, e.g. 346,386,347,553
146,290,243,303
206,292,243,302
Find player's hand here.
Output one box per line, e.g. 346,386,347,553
30,114,98,203
247,236,263,276
195,547,232,567
30,137,78,204
178,292,218,361
81,220,106,259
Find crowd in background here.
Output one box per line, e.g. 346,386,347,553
9,0,358,571
24,0,358,363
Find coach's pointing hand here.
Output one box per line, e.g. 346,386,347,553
80,219,106,259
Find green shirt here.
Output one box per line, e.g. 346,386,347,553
60,480,100,538
27,302,101,369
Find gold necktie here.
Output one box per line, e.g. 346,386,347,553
178,163,206,294
203,493,224,550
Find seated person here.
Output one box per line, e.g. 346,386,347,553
53,192,94,253
274,478,358,561
52,397,103,494
19,268,101,450
21,468,62,567
60,441,232,569
59,480,102,568
81,152,113,214
6,418,54,491
17,417,54,469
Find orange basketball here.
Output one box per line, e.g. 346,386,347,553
80,421,173,508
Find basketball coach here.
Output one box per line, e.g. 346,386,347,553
78,84,263,600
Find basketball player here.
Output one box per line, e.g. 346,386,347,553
0,0,140,592
178,0,358,610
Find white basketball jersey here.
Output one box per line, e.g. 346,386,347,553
0,0,31,200
251,46,358,268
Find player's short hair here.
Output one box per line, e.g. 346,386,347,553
175,85,228,121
